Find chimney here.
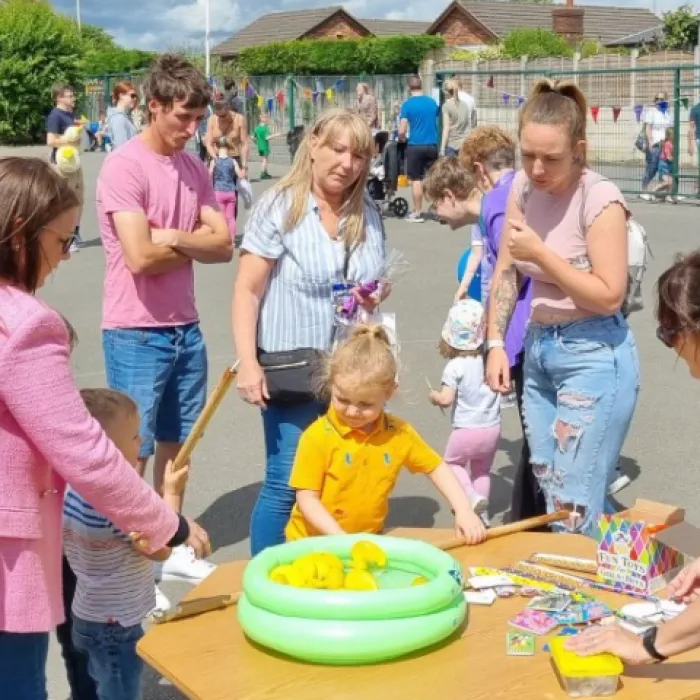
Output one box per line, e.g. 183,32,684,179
552,0,584,43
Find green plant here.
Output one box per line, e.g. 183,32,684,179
450,44,505,62
237,35,444,76
503,28,574,59
80,25,155,74
662,4,699,51
0,0,83,144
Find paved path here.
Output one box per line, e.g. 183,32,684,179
2,148,694,699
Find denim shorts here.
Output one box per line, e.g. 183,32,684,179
658,159,672,177
102,323,208,458
523,314,639,537
71,617,143,700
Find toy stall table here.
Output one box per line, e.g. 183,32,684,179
137,528,700,700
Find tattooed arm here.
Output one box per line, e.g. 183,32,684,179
485,190,524,393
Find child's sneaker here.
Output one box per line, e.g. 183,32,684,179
406,211,424,223
260,171,272,180
472,496,490,528
608,465,631,495
156,544,217,584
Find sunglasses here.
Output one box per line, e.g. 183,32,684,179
656,325,679,348
62,234,76,254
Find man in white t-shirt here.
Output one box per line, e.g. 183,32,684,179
641,91,671,199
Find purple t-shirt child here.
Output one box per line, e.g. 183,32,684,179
479,170,532,368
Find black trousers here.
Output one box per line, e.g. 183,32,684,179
507,354,547,524
55,556,98,700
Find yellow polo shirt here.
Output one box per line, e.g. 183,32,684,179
285,407,442,541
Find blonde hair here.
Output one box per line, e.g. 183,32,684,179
316,324,396,399
519,80,588,161
443,78,459,103
423,156,476,201
80,388,138,429
459,125,516,174
273,108,373,247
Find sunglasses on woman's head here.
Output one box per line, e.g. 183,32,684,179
656,325,678,348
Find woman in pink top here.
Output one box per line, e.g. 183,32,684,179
0,157,210,699
485,81,639,538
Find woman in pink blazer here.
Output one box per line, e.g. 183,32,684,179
0,157,210,699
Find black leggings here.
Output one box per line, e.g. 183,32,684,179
507,354,547,524
55,556,98,700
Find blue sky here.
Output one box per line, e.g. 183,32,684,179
49,0,690,51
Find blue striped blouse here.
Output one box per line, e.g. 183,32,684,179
241,189,387,352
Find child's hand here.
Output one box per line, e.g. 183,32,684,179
163,460,189,497
454,510,487,545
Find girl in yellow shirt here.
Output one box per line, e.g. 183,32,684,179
285,325,486,544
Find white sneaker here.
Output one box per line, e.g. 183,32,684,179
472,497,491,528
608,473,631,496
150,584,172,615
155,544,216,584
640,193,654,202
406,211,424,223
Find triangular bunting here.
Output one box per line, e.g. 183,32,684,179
518,96,525,106
590,106,599,124
502,93,510,105
633,104,644,123
681,97,689,109
612,107,621,123
487,76,494,88
326,88,334,100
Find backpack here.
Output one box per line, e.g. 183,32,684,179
581,175,651,315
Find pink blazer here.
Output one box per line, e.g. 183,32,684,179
0,286,179,633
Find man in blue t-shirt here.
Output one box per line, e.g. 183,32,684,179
689,100,700,194
46,83,83,250
398,75,439,223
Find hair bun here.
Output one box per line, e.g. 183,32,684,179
351,323,391,345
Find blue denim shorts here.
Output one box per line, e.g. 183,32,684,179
102,323,208,458
658,159,672,177
71,617,143,700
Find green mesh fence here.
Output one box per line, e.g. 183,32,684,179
438,65,700,199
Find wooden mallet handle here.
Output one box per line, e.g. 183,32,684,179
433,511,571,552
171,361,239,472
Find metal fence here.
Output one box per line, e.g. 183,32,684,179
436,65,700,199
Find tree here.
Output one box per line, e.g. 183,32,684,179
503,28,573,59
662,4,699,51
0,0,83,143
80,24,155,75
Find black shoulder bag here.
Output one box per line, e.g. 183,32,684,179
257,238,354,405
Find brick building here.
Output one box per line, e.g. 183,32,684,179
212,2,662,59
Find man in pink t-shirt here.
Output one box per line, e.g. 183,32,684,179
96,55,232,586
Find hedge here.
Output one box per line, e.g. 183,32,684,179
238,35,445,76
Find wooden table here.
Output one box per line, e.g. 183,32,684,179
138,529,700,699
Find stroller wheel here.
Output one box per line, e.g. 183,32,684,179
391,197,409,218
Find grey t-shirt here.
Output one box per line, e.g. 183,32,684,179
442,98,470,151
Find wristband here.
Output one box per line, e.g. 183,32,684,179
166,514,190,548
642,627,667,662
485,340,505,352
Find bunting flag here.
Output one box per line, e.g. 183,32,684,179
633,104,644,123
681,97,689,110
590,106,600,124
612,106,621,123
502,93,510,106
487,76,494,88
335,78,345,90
326,88,334,101
303,88,312,100
277,90,285,109
257,95,264,108
240,78,248,90
246,85,254,99
518,96,525,106
312,91,320,104
316,79,324,94
267,98,274,113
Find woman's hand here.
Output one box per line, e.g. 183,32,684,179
185,517,212,559
428,389,441,406
507,219,545,263
485,346,511,393
565,625,651,665
236,358,269,408
668,560,700,604
454,509,487,545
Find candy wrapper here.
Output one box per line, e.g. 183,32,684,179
332,249,408,352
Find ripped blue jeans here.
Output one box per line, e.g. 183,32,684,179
523,314,639,537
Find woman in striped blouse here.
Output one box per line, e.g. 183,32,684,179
233,108,390,555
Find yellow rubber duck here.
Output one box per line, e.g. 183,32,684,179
269,564,307,587
350,541,387,570
344,569,379,591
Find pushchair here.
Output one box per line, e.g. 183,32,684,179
286,125,305,161
366,131,409,218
